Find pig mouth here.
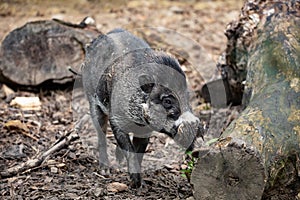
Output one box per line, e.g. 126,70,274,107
160,121,204,151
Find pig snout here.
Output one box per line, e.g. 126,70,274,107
173,111,204,151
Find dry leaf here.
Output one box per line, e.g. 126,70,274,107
4,120,39,141
107,182,128,193
4,120,29,132
10,96,42,110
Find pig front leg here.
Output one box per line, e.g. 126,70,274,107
89,103,109,173
109,119,143,188
115,137,149,171
132,137,149,169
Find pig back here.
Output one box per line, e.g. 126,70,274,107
82,29,151,98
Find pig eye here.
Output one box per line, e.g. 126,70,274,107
162,97,173,109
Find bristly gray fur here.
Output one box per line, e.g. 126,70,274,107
81,28,202,188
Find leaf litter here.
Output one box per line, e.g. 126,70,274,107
0,0,243,199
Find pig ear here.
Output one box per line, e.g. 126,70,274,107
139,74,155,93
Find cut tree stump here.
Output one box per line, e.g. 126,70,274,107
191,1,300,199
0,18,100,91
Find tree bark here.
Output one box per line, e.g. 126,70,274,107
191,1,300,199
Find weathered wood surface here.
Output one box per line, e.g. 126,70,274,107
201,0,300,106
0,18,100,91
191,1,300,199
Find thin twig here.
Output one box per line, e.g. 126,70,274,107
0,130,79,178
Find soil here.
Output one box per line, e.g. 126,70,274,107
0,0,244,199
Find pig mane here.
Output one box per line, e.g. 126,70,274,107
152,53,185,77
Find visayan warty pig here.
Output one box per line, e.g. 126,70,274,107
82,29,204,188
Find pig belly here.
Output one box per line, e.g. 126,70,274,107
114,119,153,139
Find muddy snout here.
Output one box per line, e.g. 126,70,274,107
174,112,204,151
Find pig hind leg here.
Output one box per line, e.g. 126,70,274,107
90,103,109,170
115,145,125,164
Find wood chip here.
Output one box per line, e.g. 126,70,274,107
50,167,58,173
10,96,42,110
44,176,53,183
56,163,66,168
107,182,128,193
164,164,174,170
2,84,14,97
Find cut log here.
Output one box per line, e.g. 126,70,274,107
0,18,100,91
191,1,300,199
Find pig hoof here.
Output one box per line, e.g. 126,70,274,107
100,168,110,176
135,181,147,195
129,173,142,188
99,163,110,176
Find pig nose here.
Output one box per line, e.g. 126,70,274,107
175,111,200,127
173,111,205,147
174,120,200,150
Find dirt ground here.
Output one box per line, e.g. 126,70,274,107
0,0,244,199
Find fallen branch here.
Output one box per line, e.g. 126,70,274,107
0,130,79,178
